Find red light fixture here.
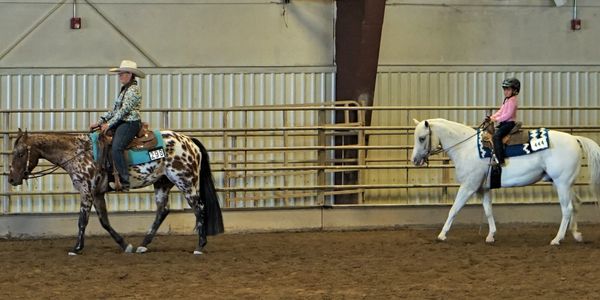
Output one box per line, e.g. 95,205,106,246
70,0,82,29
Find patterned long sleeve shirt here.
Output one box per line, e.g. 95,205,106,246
99,84,142,129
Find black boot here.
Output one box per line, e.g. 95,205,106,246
120,178,130,191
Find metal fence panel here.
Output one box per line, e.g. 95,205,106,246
1,70,335,213
369,68,600,205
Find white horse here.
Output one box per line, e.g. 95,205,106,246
411,118,600,245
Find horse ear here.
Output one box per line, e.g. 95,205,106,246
424,120,429,128
412,118,420,125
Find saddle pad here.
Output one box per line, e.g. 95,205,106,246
476,128,550,159
90,130,165,166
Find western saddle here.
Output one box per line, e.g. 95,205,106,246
102,122,158,150
96,122,158,191
481,120,529,148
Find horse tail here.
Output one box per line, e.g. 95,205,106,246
192,137,225,235
576,136,600,199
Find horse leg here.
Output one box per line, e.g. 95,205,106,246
177,187,206,255
551,183,575,245
93,193,133,253
137,178,173,253
480,189,497,243
187,192,206,255
569,193,583,243
69,194,93,255
438,185,477,241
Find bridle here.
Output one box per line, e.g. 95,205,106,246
18,144,85,180
419,125,442,165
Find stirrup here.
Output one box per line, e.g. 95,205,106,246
490,155,500,167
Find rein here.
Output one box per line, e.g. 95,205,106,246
424,119,492,162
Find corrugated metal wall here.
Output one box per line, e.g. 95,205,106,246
1,69,335,213
4,68,600,211
368,68,600,205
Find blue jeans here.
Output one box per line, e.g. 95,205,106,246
112,120,141,183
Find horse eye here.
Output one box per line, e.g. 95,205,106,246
419,137,426,143
18,153,25,158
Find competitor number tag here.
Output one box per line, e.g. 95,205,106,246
148,148,166,160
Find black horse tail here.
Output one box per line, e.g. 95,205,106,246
192,138,225,235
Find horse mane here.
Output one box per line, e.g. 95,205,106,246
427,118,477,134
14,132,88,153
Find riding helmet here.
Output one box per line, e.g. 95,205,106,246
502,77,520,94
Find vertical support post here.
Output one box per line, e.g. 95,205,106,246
161,111,169,129
243,109,249,207
334,0,386,204
356,105,366,204
3,112,10,214
223,110,231,208
569,108,574,136
442,158,449,203
317,108,326,206
282,109,290,206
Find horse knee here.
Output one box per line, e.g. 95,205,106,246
561,206,573,217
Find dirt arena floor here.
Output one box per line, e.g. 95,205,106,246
2,224,600,299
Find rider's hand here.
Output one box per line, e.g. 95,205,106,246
484,116,491,122
89,123,99,130
100,123,110,134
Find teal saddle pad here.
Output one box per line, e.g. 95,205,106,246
90,130,165,166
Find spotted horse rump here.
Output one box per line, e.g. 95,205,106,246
8,129,224,255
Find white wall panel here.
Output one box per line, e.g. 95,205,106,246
0,0,334,68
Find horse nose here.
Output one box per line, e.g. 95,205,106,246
8,177,14,185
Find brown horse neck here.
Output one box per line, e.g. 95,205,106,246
29,133,89,167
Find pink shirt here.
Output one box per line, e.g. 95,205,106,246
492,95,518,122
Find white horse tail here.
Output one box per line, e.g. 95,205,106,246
576,136,600,198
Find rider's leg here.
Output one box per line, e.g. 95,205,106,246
112,120,141,188
492,121,515,165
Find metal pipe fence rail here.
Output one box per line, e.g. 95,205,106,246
2,105,600,214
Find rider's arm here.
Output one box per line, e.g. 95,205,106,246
98,105,116,125
492,97,517,123
106,85,142,129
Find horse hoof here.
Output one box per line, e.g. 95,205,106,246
485,237,495,244
193,250,203,255
136,246,148,253
125,244,133,253
437,235,447,242
573,232,584,243
550,239,561,246
68,252,78,256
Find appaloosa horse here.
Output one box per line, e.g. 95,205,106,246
8,129,224,255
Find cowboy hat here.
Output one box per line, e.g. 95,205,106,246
109,60,146,78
